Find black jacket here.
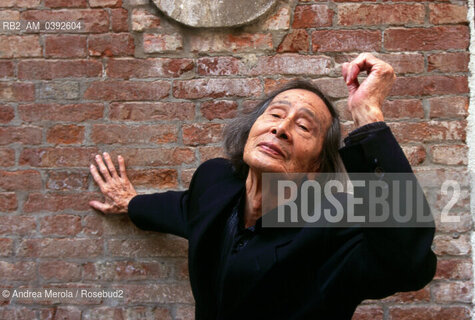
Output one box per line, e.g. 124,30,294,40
128,125,437,319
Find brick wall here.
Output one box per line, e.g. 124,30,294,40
0,0,472,319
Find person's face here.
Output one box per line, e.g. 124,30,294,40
243,89,332,173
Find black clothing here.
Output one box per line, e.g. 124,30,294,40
128,124,437,319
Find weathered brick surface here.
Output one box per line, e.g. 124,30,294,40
1,1,471,318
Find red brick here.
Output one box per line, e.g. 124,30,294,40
183,123,223,146
242,99,261,114
101,214,142,236
131,8,160,31
0,169,42,190
428,52,469,73
107,236,187,257
1,0,40,8
190,32,273,53
181,168,196,188
44,35,87,58
173,258,189,280
20,147,98,167
110,148,195,166
201,100,238,120
0,148,15,167
89,33,134,57
312,30,381,52
414,167,469,188
175,305,194,320
44,0,87,8
173,78,261,99
0,261,35,280
0,82,35,102
0,238,14,256
199,146,225,162
111,8,129,32
0,192,17,211
128,169,178,189
38,81,80,100
430,144,467,165
0,308,36,320
21,9,109,33
47,170,89,190
0,105,14,124
84,80,170,101
84,260,170,281
0,127,41,145
91,124,177,145
311,78,348,99
435,211,472,234
197,57,241,76
0,35,41,58
19,103,104,122
262,4,290,30
338,4,424,26
18,59,102,80
277,29,309,53
109,102,194,121
389,121,466,143
0,61,14,78
83,214,103,236
264,78,298,95
116,283,193,304
0,216,36,235
352,305,383,320
433,233,471,256
292,4,333,28
382,99,424,119
23,192,98,212
391,76,468,96
82,307,125,320
248,54,332,76
430,3,468,25
143,33,183,53
389,306,471,320
107,58,194,79
39,261,82,281
385,26,469,51
89,0,121,7
401,145,426,166
17,238,103,257
40,214,82,235
47,124,85,144
435,258,472,280
39,307,82,320
432,280,473,303
382,287,430,303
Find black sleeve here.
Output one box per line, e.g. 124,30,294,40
337,124,437,299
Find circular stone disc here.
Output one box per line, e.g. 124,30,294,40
151,0,278,28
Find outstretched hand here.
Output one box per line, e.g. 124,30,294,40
89,152,137,214
342,53,396,127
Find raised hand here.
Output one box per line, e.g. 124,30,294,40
341,53,396,127
89,152,137,214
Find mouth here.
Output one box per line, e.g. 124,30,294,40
257,142,285,158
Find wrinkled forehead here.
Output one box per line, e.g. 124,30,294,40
270,89,333,128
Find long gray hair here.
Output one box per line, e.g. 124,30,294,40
223,79,344,179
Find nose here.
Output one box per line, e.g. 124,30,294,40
271,119,291,141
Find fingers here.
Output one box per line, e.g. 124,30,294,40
95,154,112,182
118,155,128,179
89,200,111,214
103,152,118,178
90,162,106,191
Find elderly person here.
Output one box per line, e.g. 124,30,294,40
89,54,436,319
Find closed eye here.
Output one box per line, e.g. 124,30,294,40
298,124,309,131
271,114,281,118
